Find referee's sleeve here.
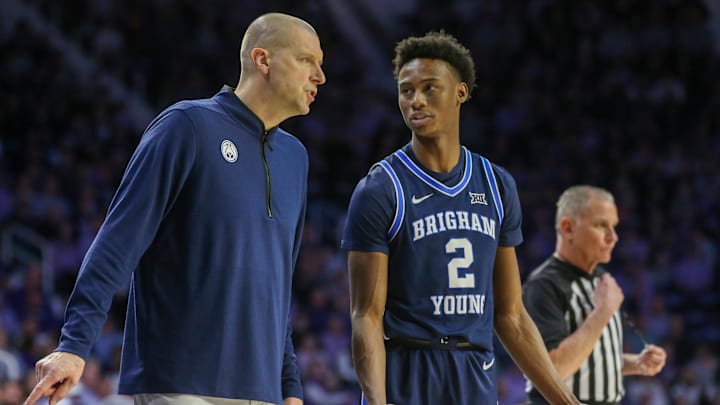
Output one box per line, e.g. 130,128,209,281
522,276,569,351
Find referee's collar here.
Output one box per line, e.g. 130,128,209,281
549,255,597,279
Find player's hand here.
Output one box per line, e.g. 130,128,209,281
636,344,666,376
284,397,303,405
24,351,85,405
594,273,623,316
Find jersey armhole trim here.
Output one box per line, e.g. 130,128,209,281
480,157,504,224
373,161,404,242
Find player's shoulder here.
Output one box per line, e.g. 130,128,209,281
354,162,394,194
467,149,514,180
382,147,403,162
348,155,402,207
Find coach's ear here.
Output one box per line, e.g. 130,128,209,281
251,47,270,75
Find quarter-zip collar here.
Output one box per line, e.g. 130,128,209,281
215,85,278,139
215,86,277,218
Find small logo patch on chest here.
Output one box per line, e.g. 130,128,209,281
221,140,238,162
469,192,487,205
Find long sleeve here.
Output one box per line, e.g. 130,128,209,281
281,175,306,400
57,109,196,359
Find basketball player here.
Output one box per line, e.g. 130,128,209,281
342,31,582,405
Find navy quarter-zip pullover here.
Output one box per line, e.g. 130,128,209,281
58,86,306,403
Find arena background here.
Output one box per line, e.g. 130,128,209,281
1,0,718,403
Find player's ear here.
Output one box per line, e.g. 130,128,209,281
251,47,270,75
457,83,469,104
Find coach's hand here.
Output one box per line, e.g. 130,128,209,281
24,351,85,405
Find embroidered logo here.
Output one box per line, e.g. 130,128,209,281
411,193,434,204
221,140,238,163
469,192,487,205
482,357,495,370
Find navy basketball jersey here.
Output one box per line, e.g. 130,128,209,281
343,144,523,351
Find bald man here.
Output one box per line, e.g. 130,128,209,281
25,12,325,405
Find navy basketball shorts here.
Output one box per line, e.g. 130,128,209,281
362,348,498,405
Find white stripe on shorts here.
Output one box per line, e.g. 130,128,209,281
134,394,274,405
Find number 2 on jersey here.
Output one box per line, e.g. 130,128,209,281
446,238,475,288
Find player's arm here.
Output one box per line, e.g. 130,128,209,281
493,247,581,405
348,250,389,405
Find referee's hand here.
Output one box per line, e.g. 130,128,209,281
636,344,667,376
594,273,623,316
24,351,85,405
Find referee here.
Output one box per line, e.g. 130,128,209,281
522,185,666,404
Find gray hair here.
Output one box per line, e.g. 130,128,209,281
555,185,615,232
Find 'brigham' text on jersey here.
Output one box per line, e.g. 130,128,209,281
413,210,496,241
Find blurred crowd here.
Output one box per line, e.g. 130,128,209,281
1,0,718,404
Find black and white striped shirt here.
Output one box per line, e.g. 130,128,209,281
522,257,624,404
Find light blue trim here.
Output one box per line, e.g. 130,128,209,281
394,147,472,196
481,156,504,223
375,161,404,242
